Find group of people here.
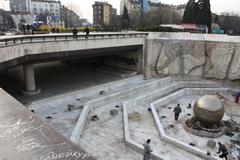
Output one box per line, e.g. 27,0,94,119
143,139,228,160
72,26,90,39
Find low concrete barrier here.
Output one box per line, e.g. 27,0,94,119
123,105,164,160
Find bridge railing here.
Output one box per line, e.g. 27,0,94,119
0,33,148,48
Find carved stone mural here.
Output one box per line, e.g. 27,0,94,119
204,42,235,79
155,41,182,75
229,44,240,80
144,33,240,80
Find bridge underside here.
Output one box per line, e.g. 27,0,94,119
0,45,142,71
0,44,143,96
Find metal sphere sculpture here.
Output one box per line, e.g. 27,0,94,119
193,95,224,125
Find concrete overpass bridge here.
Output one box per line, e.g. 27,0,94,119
0,32,147,95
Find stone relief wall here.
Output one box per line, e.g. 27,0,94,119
144,33,240,80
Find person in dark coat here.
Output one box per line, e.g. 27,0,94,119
26,24,31,33
83,26,90,38
217,142,228,160
232,91,240,104
143,139,152,160
173,104,182,121
72,27,78,39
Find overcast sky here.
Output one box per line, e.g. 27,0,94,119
1,0,240,22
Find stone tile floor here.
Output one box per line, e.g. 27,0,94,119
158,94,239,159
79,103,142,160
29,96,85,138
128,104,203,160
28,75,148,140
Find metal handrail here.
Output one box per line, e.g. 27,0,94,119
0,33,148,48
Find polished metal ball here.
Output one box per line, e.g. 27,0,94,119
193,95,224,125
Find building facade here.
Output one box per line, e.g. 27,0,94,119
92,2,104,27
31,0,60,16
31,0,61,25
148,1,161,11
140,0,148,13
60,6,81,28
120,0,186,18
92,1,117,27
120,0,150,15
103,3,111,25
8,0,82,27
120,0,140,15
9,0,31,13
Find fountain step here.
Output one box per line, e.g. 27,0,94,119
124,80,221,108
96,65,138,78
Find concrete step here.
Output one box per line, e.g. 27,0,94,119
123,80,221,108
70,77,174,142
87,77,174,109
96,65,137,78
29,75,145,106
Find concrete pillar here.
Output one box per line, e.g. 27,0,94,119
136,49,143,74
22,64,40,95
24,64,36,91
143,38,152,79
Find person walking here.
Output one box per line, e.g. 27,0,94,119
143,139,152,160
173,104,182,121
232,91,240,104
72,27,78,39
217,142,228,160
83,26,90,38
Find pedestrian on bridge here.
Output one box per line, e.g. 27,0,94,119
72,27,78,40
143,139,153,160
83,26,90,38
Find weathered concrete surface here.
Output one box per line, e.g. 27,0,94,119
0,88,96,160
144,33,240,80
229,44,240,80
204,42,235,79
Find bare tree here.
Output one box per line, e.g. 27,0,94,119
218,12,240,34
65,1,81,17
129,11,141,28
143,7,181,26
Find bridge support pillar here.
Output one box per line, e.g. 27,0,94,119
22,64,41,96
143,39,152,79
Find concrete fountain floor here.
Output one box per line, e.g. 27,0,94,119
128,104,204,160
29,95,85,138
27,75,240,160
157,94,237,158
